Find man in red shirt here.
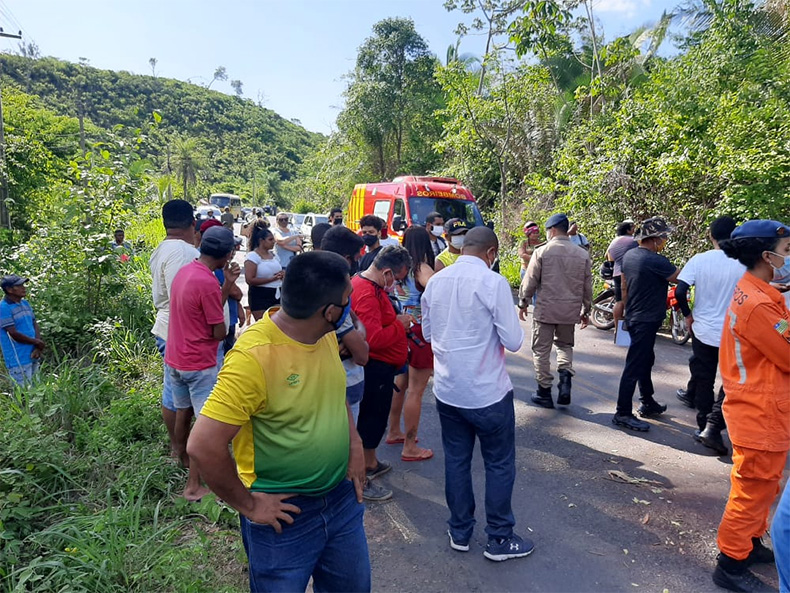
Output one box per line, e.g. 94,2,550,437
352,246,412,501
166,226,240,500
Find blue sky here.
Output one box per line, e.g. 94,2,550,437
5,0,677,134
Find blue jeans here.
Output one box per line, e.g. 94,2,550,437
154,337,175,412
7,360,40,385
773,479,790,593
436,390,516,543
167,364,218,414
240,479,370,593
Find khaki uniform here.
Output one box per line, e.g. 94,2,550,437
519,237,592,388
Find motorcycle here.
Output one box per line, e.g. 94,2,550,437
591,278,616,330
666,284,691,345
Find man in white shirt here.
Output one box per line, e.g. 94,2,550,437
675,216,745,455
272,213,302,268
422,226,531,563
149,199,199,462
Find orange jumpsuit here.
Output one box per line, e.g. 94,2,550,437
717,272,790,560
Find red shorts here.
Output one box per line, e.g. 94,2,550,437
407,324,434,370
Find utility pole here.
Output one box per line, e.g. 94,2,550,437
0,28,23,230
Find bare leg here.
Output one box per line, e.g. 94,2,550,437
173,407,194,468
363,448,379,472
614,301,625,326
386,372,408,443
402,367,433,458
182,460,211,502
162,406,178,458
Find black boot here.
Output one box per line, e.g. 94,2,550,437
747,537,775,565
531,385,554,409
712,552,773,592
676,388,695,408
557,370,572,406
699,424,729,455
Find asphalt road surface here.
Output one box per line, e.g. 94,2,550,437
361,315,787,593
228,229,786,592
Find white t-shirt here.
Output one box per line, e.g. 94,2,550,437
245,251,283,289
380,237,400,248
273,227,299,267
150,239,199,340
677,249,746,347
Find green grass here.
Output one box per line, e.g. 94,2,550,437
0,340,247,593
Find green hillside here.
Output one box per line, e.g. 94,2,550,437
0,53,323,200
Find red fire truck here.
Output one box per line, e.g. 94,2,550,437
347,176,484,237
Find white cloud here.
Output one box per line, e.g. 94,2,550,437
593,0,652,19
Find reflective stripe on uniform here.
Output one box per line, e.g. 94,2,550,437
729,310,747,385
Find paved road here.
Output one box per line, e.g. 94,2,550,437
361,316,786,593
227,231,785,591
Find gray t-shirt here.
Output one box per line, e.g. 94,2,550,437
607,236,638,277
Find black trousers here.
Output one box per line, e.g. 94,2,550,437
616,320,662,416
357,358,397,450
686,337,726,431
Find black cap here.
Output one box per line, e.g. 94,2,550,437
1,274,28,291
200,227,235,257
545,213,569,229
444,218,470,235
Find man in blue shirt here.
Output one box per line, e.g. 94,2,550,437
0,275,45,385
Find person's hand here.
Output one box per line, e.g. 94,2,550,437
31,348,41,360
275,271,285,280
396,314,414,329
338,342,350,358
519,307,529,322
347,438,365,503
685,314,694,335
34,339,46,350
225,261,241,283
245,492,301,534
579,313,589,330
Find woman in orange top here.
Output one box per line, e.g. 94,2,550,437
714,220,790,593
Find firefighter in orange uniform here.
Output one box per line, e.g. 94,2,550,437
713,219,790,593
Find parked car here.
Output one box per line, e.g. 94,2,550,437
299,213,329,240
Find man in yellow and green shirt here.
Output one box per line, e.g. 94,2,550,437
188,251,369,593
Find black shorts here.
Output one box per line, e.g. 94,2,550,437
614,275,623,302
248,285,279,312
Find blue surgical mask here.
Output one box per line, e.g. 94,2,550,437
769,252,790,280
327,297,352,331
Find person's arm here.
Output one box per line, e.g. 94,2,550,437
188,416,301,532
244,260,281,286
676,281,693,317
274,231,302,252
220,262,240,305
3,326,45,349
667,267,680,283
581,256,592,328
415,262,434,287
353,290,405,354
340,329,369,366
434,257,446,272
741,305,790,373
492,276,524,352
518,240,529,264
621,272,628,308
518,249,541,314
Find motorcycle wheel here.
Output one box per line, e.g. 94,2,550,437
671,309,691,345
591,297,615,330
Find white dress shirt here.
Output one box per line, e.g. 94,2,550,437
422,255,524,409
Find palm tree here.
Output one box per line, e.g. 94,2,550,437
171,137,208,201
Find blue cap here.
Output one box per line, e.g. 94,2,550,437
545,213,569,229
730,220,790,240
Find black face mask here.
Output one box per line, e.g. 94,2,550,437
333,218,343,225
362,234,378,247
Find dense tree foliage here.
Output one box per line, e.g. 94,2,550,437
0,54,323,205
